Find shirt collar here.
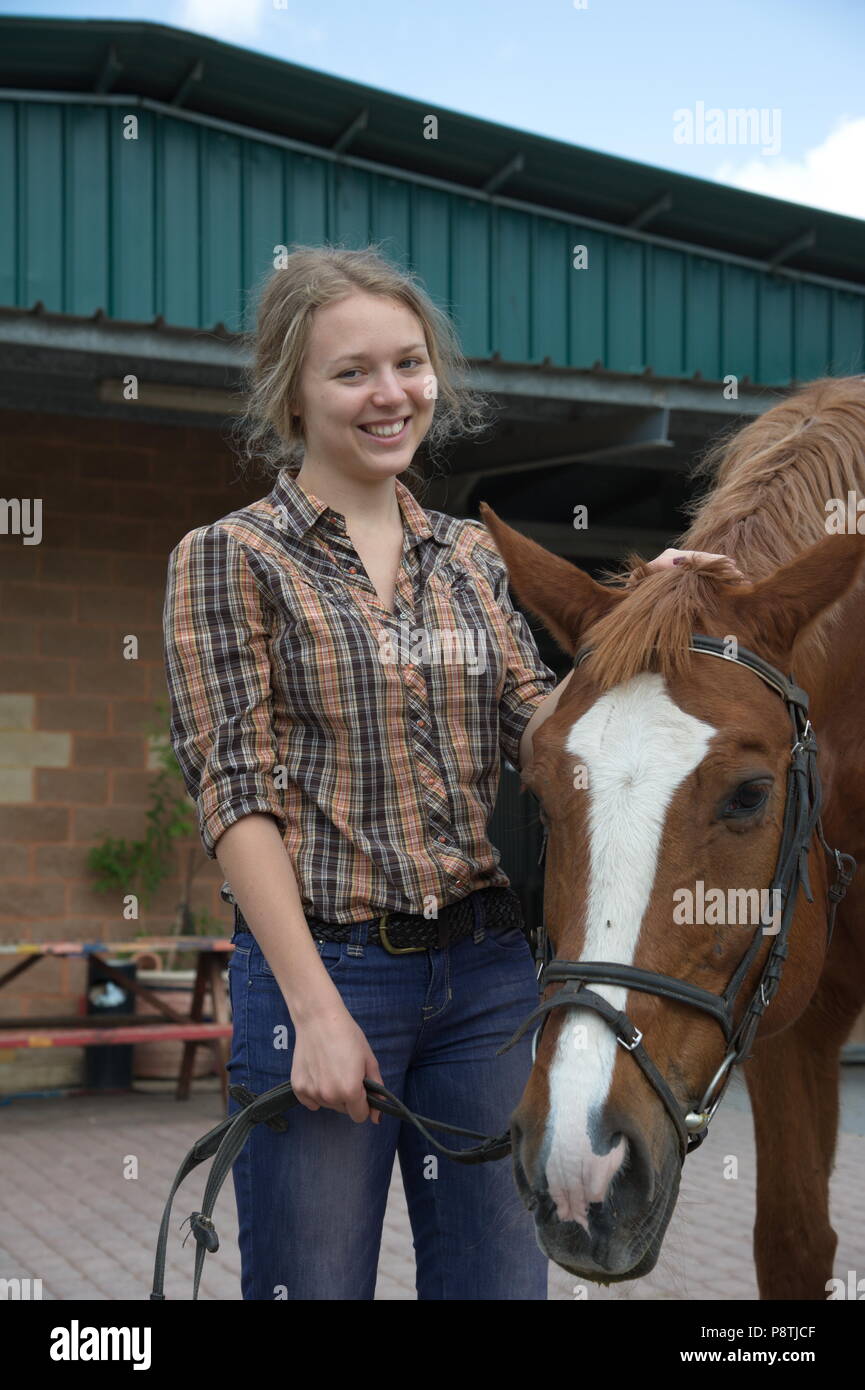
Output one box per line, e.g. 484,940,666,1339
267,467,453,548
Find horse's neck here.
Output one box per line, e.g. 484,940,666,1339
796,572,865,856
794,568,865,711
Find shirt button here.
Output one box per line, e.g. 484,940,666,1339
348,566,358,574
415,718,425,728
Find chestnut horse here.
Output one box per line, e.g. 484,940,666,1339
480,375,865,1300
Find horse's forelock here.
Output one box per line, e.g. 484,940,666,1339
580,560,747,693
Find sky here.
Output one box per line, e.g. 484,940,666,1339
5,0,865,221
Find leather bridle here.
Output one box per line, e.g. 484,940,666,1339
151,633,856,1299
500,633,856,1162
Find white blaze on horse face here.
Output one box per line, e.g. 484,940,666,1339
543,673,716,1227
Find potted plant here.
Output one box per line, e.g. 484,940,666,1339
87,699,226,1078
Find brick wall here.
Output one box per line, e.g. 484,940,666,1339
0,411,261,1082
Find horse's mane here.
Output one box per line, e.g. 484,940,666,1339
683,374,865,571
583,375,865,692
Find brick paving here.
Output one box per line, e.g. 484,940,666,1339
1,1069,862,1301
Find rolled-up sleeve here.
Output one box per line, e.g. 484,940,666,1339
488,558,559,770
163,524,287,859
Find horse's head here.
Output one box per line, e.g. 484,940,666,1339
480,501,864,1282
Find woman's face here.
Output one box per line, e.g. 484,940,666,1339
291,291,437,482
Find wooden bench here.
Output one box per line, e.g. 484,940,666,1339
0,937,234,1100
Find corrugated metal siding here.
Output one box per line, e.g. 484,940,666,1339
2,98,863,384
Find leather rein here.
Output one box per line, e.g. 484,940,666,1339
150,633,855,1300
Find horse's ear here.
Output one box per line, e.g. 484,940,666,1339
477,501,624,659
732,532,865,663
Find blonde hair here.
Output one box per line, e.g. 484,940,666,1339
231,242,494,500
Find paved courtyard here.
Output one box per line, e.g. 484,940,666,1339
1,1068,863,1301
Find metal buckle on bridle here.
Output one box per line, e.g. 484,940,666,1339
828,847,855,901
617,1025,643,1052
790,718,814,759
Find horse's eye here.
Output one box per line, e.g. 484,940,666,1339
721,781,771,818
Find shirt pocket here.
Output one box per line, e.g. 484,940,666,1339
270,574,387,730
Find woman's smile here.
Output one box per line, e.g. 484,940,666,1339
357,416,411,444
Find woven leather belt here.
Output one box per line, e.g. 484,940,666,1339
305,886,525,954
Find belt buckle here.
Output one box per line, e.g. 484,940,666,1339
377,911,426,954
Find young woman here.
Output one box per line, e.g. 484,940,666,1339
163,244,739,1300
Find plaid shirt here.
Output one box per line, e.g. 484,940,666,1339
162,467,557,924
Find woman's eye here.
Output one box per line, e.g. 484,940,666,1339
721,781,771,818
339,358,422,379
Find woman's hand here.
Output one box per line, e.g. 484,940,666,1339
291,1007,385,1124
647,547,746,581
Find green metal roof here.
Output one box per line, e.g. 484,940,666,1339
0,15,862,389
2,14,863,286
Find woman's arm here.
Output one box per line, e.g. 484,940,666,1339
217,814,384,1123
215,813,344,1024
518,670,573,771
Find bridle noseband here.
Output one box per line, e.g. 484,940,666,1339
502,634,856,1161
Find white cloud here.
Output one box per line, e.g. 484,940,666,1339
177,0,267,41
713,116,865,220
174,0,326,45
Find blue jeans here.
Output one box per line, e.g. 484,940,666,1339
226,890,549,1300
